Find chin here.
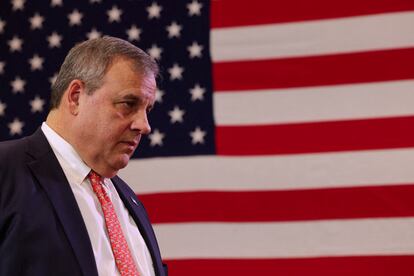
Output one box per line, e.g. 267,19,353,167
112,155,131,170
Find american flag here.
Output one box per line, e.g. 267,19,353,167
1,0,414,275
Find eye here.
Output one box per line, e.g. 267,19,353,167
118,100,138,110
122,101,136,108
115,100,138,115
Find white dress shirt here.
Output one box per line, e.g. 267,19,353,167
41,122,155,276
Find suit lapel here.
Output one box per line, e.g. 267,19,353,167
112,176,164,276
26,129,98,276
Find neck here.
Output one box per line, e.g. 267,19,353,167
46,109,71,142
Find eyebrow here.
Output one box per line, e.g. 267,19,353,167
121,94,140,101
118,93,154,111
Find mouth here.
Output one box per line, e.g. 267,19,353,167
120,140,138,152
124,141,138,147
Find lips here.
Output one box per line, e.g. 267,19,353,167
119,136,141,151
122,140,138,148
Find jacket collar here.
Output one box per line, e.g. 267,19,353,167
112,176,165,276
26,128,99,276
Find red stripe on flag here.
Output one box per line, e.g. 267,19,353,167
213,48,414,91
211,0,414,28
215,116,414,155
140,185,414,223
166,256,414,276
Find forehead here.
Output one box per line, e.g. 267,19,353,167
102,58,156,100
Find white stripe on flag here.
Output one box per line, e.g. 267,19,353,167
214,80,414,125
211,11,414,62
154,218,414,259
121,148,414,194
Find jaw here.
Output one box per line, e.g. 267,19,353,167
78,139,138,177
102,153,132,177
82,150,130,178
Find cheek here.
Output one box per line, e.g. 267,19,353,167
84,107,131,143
99,120,129,145
94,112,120,136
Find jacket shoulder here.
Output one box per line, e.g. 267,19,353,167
0,137,29,167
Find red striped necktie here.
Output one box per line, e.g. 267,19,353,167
89,171,140,276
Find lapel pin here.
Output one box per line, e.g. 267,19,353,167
131,196,139,206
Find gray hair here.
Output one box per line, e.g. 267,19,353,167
50,36,158,109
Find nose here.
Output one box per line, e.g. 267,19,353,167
131,110,151,135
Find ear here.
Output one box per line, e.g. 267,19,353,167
66,79,85,115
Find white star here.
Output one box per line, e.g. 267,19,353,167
0,101,6,117
187,41,203,58
148,129,165,146
47,32,62,48
0,19,6,34
29,54,44,71
50,0,63,7
12,0,25,11
187,0,203,16
190,83,205,101
107,6,122,23
168,63,184,80
68,9,83,26
10,76,26,93
147,2,162,19
168,106,185,123
49,73,58,87
0,61,5,75
190,127,206,144
8,118,24,136
30,96,45,113
126,25,141,41
29,13,44,30
147,44,162,60
8,36,23,52
90,0,102,3
166,21,182,38
86,28,102,40
155,89,164,103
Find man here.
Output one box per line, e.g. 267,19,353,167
0,36,167,276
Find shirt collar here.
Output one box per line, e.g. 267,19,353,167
41,122,91,185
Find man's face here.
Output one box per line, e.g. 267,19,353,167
74,58,156,177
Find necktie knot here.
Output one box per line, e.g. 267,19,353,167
89,170,102,185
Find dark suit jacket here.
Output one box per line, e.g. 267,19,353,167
0,128,167,276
